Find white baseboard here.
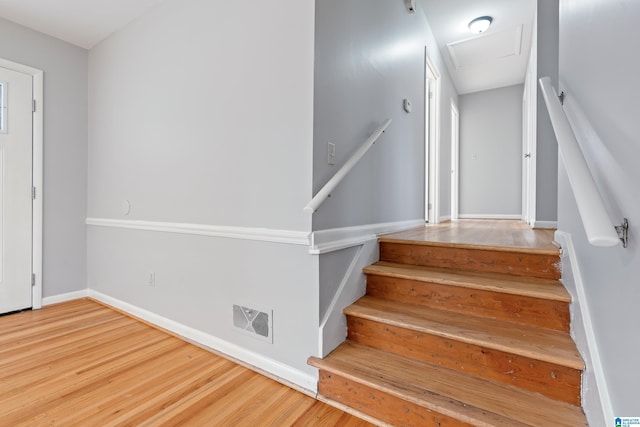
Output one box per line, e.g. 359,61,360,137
309,219,424,254
87,290,317,393
42,290,89,306
554,231,612,424
458,214,522,220
534,221,558,229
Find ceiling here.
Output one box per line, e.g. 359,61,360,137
0,0,165,49
0,0,535,93
420,0,537,94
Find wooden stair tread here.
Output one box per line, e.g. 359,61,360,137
345,296,584,370
364,261,571,302
309,341,586,427
378,236,560,256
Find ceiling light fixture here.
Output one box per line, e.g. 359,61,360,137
468,16,493,34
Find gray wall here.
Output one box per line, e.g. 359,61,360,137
459,84,523,217
535,0,559,222
0,18,88,297
558,0,640,416
312,0,458,230
87,0,317,385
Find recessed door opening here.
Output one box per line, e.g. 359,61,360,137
425,50,441,224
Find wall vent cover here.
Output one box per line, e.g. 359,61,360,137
233,304,273,343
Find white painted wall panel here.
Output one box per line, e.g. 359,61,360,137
459,84,523,217
88,0,313,231
87,226,318,382
558,0,640,417
87,0,316,388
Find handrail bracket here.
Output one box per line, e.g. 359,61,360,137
615,218,629,248
558,91,565,105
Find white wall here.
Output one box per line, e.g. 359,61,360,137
312,0,458,230
87,0,317,389
458,84,523,218
0,18,88,298
88,0,313,231
558,0,640,419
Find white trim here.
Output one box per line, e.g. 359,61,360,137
425,49,441,224
309,219,424,255
458,214,522,220
450,99,460,221
88,290,317,393
533,220,558,229
318,239,379,357
86,218,310,246
0,58,43,310
554,231,613,424
42,290,89,306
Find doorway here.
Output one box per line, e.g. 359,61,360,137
425,50,440,223
0,59,43,313
522,72,536,226
450,100,459,221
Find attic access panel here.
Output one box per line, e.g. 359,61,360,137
447,25,523,70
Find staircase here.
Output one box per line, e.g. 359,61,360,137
308,234,588,426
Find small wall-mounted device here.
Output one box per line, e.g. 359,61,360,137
403,98,412,113
405,0,416,13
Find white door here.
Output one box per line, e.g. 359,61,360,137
0,66,33,313
522,81,535,226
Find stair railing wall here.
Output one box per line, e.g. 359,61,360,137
539,76,626,247
304,119,392,214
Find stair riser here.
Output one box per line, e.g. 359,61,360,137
379,243,560,280
318,370,475,427
347,316,581,405
366,275,570,332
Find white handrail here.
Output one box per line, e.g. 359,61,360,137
304,119,392,213
539,77,620,247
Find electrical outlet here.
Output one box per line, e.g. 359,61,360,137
327,142,336,165
148,272,155,287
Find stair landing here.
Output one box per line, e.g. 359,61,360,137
380,219,559,253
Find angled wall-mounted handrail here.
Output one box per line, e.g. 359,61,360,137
539,76,625,247
304,119,392,213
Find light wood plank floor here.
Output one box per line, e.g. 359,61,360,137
0,299,373,427
381,219,558,253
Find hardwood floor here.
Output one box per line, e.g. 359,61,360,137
380,219,558,253
0,299,372,426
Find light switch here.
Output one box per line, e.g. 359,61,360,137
328,142,336,165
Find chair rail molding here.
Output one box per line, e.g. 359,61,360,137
86,218,310,246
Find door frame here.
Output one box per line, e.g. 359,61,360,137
522,70,537,226
450,99,459,221
424,49,441,223
0,58,43,310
